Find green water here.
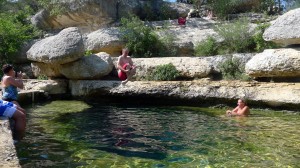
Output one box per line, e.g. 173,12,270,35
16,101,300,168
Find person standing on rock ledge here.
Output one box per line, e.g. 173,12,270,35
1,64,25,109
117,48,136,85
226,98,250,116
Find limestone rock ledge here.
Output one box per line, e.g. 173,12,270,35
69,79,300,109
0,117,21,168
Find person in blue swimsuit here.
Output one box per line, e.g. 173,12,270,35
1,64,24,108
0,99,26,139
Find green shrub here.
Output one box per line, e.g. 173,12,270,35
218,56,251,81
120,15,161,58
148,63,179,81
37,74,48,80
84,50,93,56
159,30,178,56
214,18,255,54
120,15,177,58
195,36,219,56
253,23,277,52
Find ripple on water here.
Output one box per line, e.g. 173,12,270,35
15,101,300,167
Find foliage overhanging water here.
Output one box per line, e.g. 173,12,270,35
16,101,300,168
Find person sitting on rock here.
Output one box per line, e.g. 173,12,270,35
117,48,136,85
178,14,187,25
0,99,26,140
226,98,250,116
1,64,24,109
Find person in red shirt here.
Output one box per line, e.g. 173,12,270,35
178,16,187,25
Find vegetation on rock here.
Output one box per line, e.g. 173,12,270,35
195,18,277,57
218,56,251,81
147,63,180,81
120,14,177,58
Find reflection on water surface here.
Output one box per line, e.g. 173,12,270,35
16,101,300,167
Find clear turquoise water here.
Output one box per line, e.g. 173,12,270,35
16,101,300,168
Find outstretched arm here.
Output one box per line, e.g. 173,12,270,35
7,76,23,89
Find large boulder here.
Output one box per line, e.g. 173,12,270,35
245,48,300,77
263,8,300,46
31,52,113,79
27,27,84,64
85,27,124,56
60,52,113,79
31,62,63,78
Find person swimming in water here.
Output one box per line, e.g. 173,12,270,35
226,98,250,116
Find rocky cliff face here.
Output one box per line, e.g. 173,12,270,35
31,0,142,33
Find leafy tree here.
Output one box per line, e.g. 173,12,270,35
195,36,219,56
0,0,41,65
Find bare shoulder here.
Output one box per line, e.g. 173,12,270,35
117,55,123,62
2,76,13,85
3,76,12,81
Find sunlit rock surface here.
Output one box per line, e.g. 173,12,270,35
245,48,300,77
27,27,84,64
263,8,300,46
